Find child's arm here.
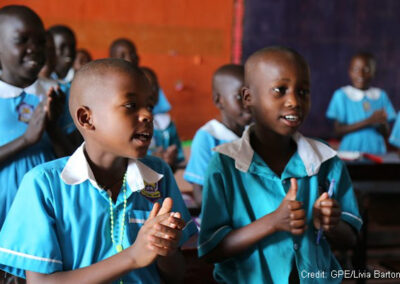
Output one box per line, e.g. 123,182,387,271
0,100,47,164
26,198,185,284
202,178,306,263
334,109,387,137
313,193,357,248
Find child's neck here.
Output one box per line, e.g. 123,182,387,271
0,73,37,89
250,126,296,177
219,117,244,138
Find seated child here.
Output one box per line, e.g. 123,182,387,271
0,5,71,229
198,47,362,283
109,37,172,115
0,58,197,283
142,66,185,172
183,64,251,206
73,48,92,72
326,52,396,154
389,112,400,150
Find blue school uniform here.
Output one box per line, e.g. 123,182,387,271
184,119,240,185
58,82,76,135
198,126,362,284
0,78,60,229
326,85,396,154
148,113,185,163
0,144,197,283
389,112,400,148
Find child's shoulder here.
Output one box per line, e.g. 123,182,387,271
195,119,238,142
27,156,69,177
139,155,172,175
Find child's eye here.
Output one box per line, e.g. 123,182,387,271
298,89,310,97
147,104,154,112
272,87,287,96
124,102,136,109
14,36,28,45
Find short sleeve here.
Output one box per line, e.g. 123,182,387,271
380,90,396,122
0,169,62,278
389,112,400,148
183,130,215,185
198,154,233,257
328,157,363,231
326,89,346,123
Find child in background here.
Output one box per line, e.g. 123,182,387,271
199,47,362,283
48,25,76,84
184,64,251,206
109,37,172,115
142,66,185,172
38,31,56,79
389,112,400,150
0,59,197,283
326,52,396,154
73,48,92,72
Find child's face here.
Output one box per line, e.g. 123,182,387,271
218,75,252,127
90,71,154,158
53,32,76,75
111,43,139,67
0,16,46,85
348,56,374,90
243,52,311,137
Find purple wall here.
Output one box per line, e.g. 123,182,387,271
242,0,400,138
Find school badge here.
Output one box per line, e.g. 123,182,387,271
140,181,162,202
16,102,34,123
362,101,371,112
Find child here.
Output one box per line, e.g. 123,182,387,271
38,31,56,79
183,64,251,206
109,38,171,115
326,52,396,154
198,47,362,283
0,59,197,283
142,66,185,172
389,112,400,150
0,5,71,229
73,48,92,72
48,25,76,84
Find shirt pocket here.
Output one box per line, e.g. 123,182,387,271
127,209,151,244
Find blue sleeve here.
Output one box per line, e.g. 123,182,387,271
0,168,62,278
326,89,346,123
183,130,215,185
380,90,396,122
153,88,171,115
327,157,363,231
389,112,400,148
198,154,232,257
58,83,76,135
157,159,197,245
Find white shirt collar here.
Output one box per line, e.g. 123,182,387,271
50,68,75,84
153,113,171,130
0,77,58,99
200,119,239,141
342,85,381,102
214,125,337,176
61,143,164,192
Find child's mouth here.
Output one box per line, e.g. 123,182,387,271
133,132,152,144
281,114,301,127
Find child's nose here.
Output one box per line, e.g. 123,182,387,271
284,90,299,108
138,108,153,123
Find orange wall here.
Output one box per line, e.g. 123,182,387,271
1,0,235,140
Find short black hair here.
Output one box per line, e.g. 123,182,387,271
109,38,137,57
48,25,76,44
0,5,43,28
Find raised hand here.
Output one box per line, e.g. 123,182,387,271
272,178,306,235
23,100,47,145
46,86,66,124
313,192,341,232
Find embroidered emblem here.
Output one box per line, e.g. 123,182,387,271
140,181,161,202
362,101,371,112
16,102,34,123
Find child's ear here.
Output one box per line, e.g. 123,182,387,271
213,92,223,109
76,106,95,130
241,86,252,110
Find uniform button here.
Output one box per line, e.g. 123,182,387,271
293,243,299,251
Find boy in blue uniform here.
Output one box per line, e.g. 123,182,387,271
184,64,251,206
0,5,72,230
326,52,396,154
0,59,197,283
142,66,185,172
198,47,362,283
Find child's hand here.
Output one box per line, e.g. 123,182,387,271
313,193,341,232
129,198,185,268
23,100,47,145
368,109,387,125
46,86,66,124
272,178,306,235
162,145,178,167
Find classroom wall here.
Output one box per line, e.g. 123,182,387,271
1,0,235,140
243,0,400,139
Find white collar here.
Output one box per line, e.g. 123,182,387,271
153,113,171,130
0,77,58,99
342,85,381,102
51,68,75,84
214,125,337,176
61,143,164,192
200,119,239,141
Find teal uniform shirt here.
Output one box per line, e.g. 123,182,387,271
0,144,197,283
184,119,240,185
326,85,396,154
198,126,362,284
389,112,400,148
